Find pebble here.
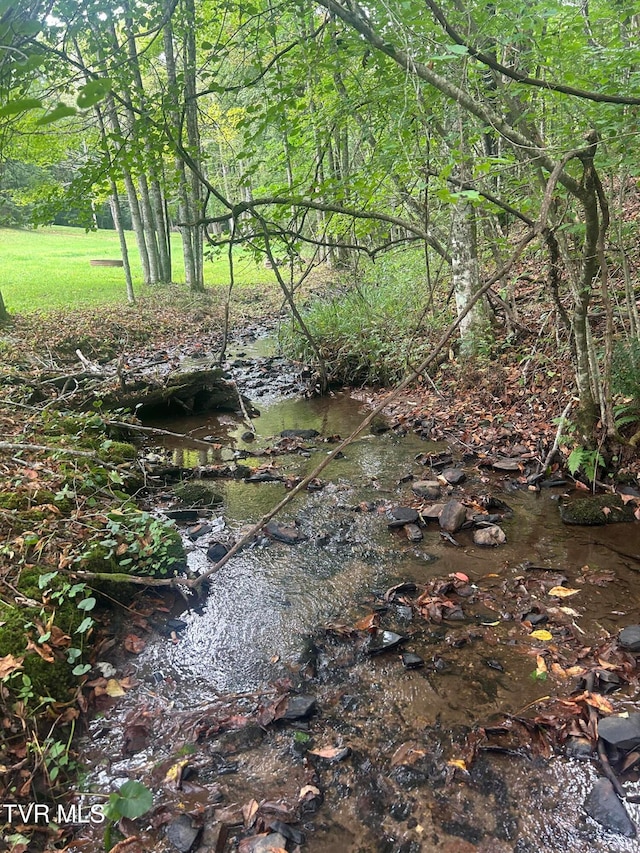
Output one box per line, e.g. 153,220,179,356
584,777,636,837
166,815,202,852
619,625,640,652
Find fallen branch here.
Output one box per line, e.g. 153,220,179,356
105,419,228,450
539,399,573,474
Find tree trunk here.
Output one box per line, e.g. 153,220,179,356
450,201,490,357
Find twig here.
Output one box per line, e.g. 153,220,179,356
105,419,228,450
0,441,121,470
230,380,256,434
539,399,573,474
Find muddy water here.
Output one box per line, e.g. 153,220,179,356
78,338,640,853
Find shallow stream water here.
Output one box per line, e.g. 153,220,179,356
77,335,640,853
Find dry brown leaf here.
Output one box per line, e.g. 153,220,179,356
308,745,347,760
583,693,614,714
536,655,548,675
390,741,425,767
124,634,146,654
26,637,55,662
0,654,24,678
299,785,321,799
354,613,378,632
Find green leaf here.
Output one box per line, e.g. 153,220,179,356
36,103,77,125
77,597,96,611
38,571,58,589
75,616,94,634
0,97,42,117
115,780,154,819
76,78,112,109
72,663,91,676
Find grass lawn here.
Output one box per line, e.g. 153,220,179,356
0,225,276,313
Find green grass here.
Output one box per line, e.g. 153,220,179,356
0,226,276,313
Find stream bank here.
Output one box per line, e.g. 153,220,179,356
63,332,640,853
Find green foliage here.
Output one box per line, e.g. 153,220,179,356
566,447,604,485
612,339,640,401
78,510,185,578
281,250,444,384
104,780,154,851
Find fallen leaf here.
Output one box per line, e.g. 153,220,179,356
536,654,548,675
26,637,55,662
105,678,126,697
308,745,350,760
390,741,425,767
447,758,467,771
586,694,614,714
558,606,581,617
548,586,580,598
354,613,378,632
0,654,24,678
451,572,469,583
124,634,146,654
530,629,553,641
299,785,321,799
164,759,189,786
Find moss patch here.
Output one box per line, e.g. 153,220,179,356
173,480,224,507
560,494,636,526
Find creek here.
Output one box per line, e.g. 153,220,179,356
77,333,640,853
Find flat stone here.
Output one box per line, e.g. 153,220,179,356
598,714,640,750
367,630,407,656
268,821,306,845
280,428,320,439
438,500,467,533
441,467,466,485
522,610,548,626
265,520,305,544
282,694,317,721
473,524,506,546
619,625,640,652
166,815,202,852
422,503,445,521
405,523,423,542
585,777,636,837
206,541,229,563
186,522,212,541
401,652,424,669
492,458,522,471
412,480,442,499
388,506,420,528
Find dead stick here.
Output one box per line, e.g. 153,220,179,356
539,399,573,473
106,419,227,450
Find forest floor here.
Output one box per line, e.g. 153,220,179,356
1,286,640,852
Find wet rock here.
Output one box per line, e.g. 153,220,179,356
565,736,594,760
522,610,548,626
412,480,442,499
250,833,288,853
584,778,636,837
268,820,306,845
367,630,407,656
422,503,445,521
164,509,201,521
388,506,420,528
438,500,467,533
441,467,466,485
206,541,230,563
265,520,306,544
473,524,506,546
280,428,320,439
405,523,423,542
186,522,212,541
283,694,317,721
598,713,640,750
390,764,428,790
491,458,522,472
241,430,255,442
173,480,223,507
369,415,390,435
401,652,424,669
619,625,640,652
246,471,283,482
560,494,635,525
166,815,202,852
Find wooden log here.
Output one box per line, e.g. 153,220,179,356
90,259,124,267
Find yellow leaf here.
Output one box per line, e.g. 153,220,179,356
530,629,553,641
164,759,189,784
548,586,580,598
536,654,548,675
105,678,125,697
447,759,467,771
550,663,567,678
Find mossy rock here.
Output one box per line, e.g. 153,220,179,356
0,492,29,510
560,494,636,526
96,441,137,464
173,480,224,507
